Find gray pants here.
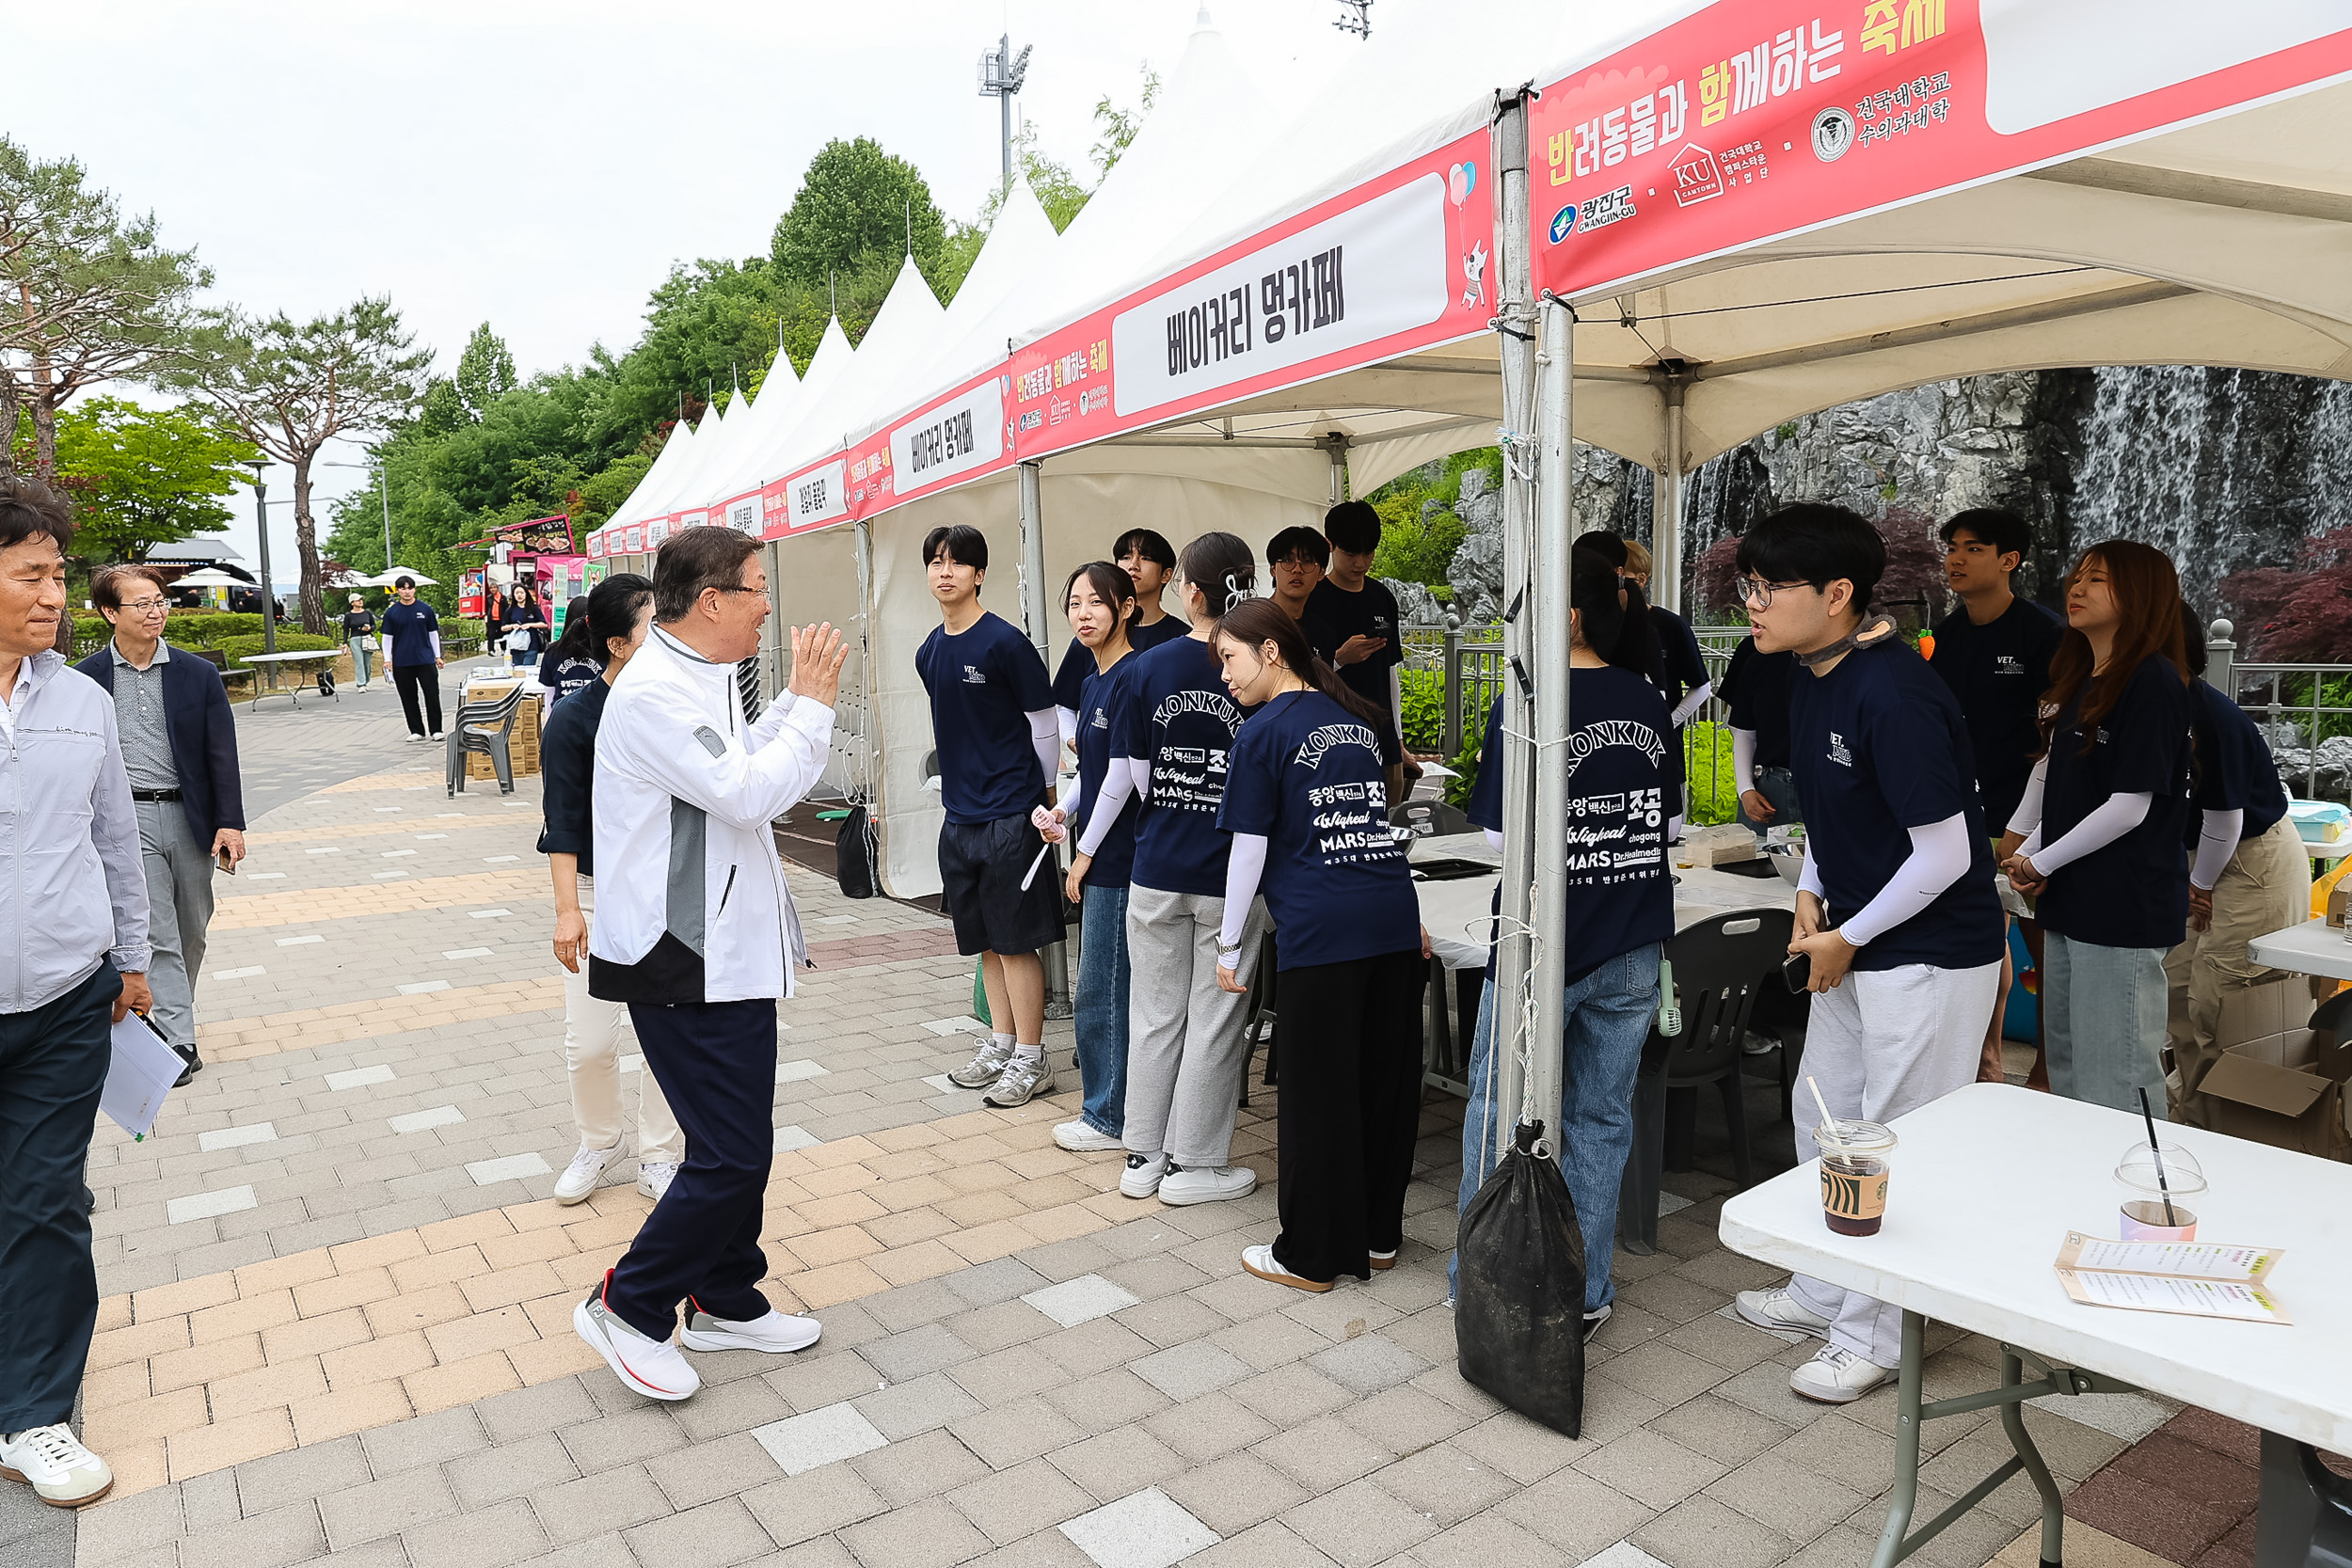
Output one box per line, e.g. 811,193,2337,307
135,800,216,1052
1122,884,1267,1169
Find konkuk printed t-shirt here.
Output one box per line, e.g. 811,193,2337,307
2035,653,2194,950
1218,689,1418,970
1788,636,2004,972
1466,665,1677,980
1113,635,1248,896
1073,658,1141,890
914,610,1055,825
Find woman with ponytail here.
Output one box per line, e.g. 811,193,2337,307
1209,599,1426,1291
1089,531,1270,1207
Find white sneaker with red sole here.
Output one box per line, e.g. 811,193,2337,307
573,1273,700,1402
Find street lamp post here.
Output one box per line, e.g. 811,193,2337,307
977,33,1033,194
245,459,277,656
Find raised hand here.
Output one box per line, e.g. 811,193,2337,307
787,623,849,706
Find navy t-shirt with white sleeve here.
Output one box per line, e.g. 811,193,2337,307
1788,637,2005,972
1218,689,1419,970
1114,635,1248,896
380,600,440,668
914,610,1056,826
2035,654,2194,950
1072,659,1141,890
1720,638,1795,768
2186,678,2289,844
1467,665,1677,981
1929,595,2065,835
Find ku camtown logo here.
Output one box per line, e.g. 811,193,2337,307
1828,732,1853,767
1669,144,1724,207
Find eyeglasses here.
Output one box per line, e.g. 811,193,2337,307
1734,576,1820,610
119,598,170,615
709,585,764,596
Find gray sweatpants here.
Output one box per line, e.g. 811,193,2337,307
1122,884,1267,1170
135,800,217,1053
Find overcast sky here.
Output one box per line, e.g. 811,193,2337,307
14,0,1414,575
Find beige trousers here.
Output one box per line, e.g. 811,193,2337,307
564,877,685,1162
2164,815,2312,1125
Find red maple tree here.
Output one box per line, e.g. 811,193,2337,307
2217,527,2352,662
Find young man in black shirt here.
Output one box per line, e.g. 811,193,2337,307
1300,501,1405,798
1265,526,1327,623
1928,508,2063,1084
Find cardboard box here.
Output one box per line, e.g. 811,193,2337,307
1679,823,1758,866
2199,992,2352,1163
2216,979,2318,1069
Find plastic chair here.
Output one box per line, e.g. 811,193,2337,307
1391,799,1471,838
446,684,527,797
1618,907,1794,1253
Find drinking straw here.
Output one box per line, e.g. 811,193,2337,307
2137,1086,2180,1227
1018,841,1054,892
1806,1077,1850,1154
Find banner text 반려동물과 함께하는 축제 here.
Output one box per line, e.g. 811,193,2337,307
1527,0,2352,300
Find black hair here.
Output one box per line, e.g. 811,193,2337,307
1734,503,1885,614
1569,549,1627,660
1211,598,1393,735
1265,526,1329,570
1063,561,1137,641
393,575,416,590
2179,601,2210,681
1580,530,1629,570
652,524,760,623
1177,531,1258,619
1322,499,1381,556
92,563,167,610
1111,528,1175,571
923,524,988,572
0,476,74,555
584,572,655,659
1940,507,2033,562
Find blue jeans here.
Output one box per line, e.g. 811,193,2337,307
2044,933,2169,1117
1074,885,1131,1136
1740,765,1801,841
1453,942,1661,1310
348,639,373,686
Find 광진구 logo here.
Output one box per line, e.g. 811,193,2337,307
1549,203,1578,243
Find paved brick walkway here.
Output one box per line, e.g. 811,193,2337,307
10,697,2242,1568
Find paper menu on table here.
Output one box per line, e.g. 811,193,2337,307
100,1011,182,1139
2054,1233,2292,1325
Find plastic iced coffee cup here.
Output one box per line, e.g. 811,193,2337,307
2115,1142,2205,1242
1815,1120,1897,1236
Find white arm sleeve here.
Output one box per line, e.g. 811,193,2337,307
1669,680,1712,729
1483,828,1504,852
1057,705,1080,747
2027,791,2153,876
1731,727,1757,795
1027,708,1060,788
1838,812,1977,947
1219,834,1268,955
2191,808,2242,892
2006,757,2048,838
1799,849,1825,900
1076,758,1137,857
1389,666,1404,742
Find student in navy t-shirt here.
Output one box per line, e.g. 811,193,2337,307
1041,562,1143,1155
1049,530,1189,718
1722,637,1800,839
2164,606,2309,1123
2002,544,2198,1124
1299,501,1406,798
1451,549,1674,1327
1210,597,1425,1291
1620,538,1712,827
1089,532,1269,1210
380,577,445,740
914,525,1063,1111
1723,505,2004,1408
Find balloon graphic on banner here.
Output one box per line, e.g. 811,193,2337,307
1446,161,1484,310
1448,162,1476,207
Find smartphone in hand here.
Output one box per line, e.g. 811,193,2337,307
1781,950,1812,992
216,847,235,875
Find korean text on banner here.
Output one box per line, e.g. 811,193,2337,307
1529,0,2352,300
772,459,850,536
723,495,760,534
889,376,1007,500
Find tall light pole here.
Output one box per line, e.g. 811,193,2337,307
977,33,1033,194
244,459,278,655
322,458,393,575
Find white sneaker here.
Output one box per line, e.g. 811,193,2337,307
405,733,426,744
1158,1164,1256,1205
948,1037,1015,1088
1789,1344,1895,1403
1240,1243,1332,1294
573,1274,700,1402
1054,1119,1123,1152
429,732,445,741
553,1137,628,1205
982,1054,1052,1107
636,1160,679,1202
1120,1151,1169,1198
0,1424,114,1508
1735,1286,1835,1340
678,1300,823,1355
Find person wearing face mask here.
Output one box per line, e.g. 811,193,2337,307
1725,504,2005,1405
1044,562,1142,1155
381,576,445,741
2001,542,2196,1117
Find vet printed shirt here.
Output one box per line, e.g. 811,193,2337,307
1788,638,2005,972
914,611,1055,825
1929,596,2065,833
1073,661,1141,890
1114,636,1248,896
2035,654,2194,950
1301,578,1405,713
1218,689,1419,970
380,600,440,667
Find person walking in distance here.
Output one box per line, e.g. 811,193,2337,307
571,527,845,1402
341,593,379,690
0,478,153,1508
538,573,686,1205
78,565,246,1085
381,576,444,740
918,526,1065,1108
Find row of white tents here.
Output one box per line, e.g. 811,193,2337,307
585,1,2352,934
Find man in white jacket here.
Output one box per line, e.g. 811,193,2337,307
572,526,845,1402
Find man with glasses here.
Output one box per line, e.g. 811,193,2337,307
1725,505,2003,1405
78,565,245,1085
1264,526,1328,622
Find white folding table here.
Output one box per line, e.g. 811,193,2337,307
238,648,342,710
1721,1083,2351,1568
2248,917,2352,985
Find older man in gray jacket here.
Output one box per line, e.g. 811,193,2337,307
0,480,152,1510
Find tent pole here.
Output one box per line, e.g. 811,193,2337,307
1017,459,1074,1020
1654,380,1687,613
1530,294,1576,1159
1488,89,1542,1171
852,517,879,812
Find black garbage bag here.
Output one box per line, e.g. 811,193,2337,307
835,805,881,900
1454,1119,1586,1436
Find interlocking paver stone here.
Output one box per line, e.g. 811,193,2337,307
1057,1486,1218,1568
751,1402,890,1476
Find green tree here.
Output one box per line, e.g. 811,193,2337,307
453,323,516,420
51,396,260,561
1090,67,1161,176
771,138,948,290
